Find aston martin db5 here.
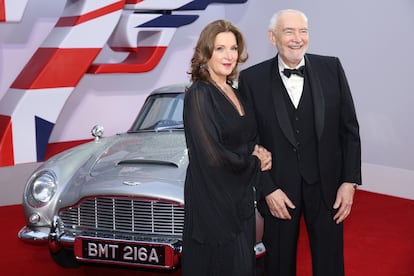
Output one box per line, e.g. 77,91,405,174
18,84,265,270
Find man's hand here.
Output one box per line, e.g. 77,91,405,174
333,182,356,224
252,145,272,171
265,189,296,219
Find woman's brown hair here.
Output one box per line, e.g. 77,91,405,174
189,20,248,85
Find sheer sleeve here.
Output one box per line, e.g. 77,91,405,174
184,82,258,171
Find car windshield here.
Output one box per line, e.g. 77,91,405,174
129,93,184,132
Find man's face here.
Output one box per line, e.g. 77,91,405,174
269,11,309,68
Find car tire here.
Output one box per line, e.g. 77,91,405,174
50,248,80,268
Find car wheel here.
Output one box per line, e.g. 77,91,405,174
50,248,80,268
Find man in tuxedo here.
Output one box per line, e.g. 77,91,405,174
239,9,361,276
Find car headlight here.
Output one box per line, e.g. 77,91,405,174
27,171,57,207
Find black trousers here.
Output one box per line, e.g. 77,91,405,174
262,179,344,276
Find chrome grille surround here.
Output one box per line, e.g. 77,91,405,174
59,197,184,236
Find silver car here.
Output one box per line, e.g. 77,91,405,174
18,84,265,270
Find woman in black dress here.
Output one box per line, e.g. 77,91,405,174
182,20,272,276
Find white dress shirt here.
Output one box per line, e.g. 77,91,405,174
278,57,305,109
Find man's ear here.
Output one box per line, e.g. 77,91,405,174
268,30,277,46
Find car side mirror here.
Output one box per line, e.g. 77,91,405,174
91,125,104,141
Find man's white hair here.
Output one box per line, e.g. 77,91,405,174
268,9,308,32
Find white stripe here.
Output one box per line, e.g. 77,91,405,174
108,12,176,48
134,27,176,47
4,0,29,22
124,0,193,11
42,11,123,48
61,0,122,17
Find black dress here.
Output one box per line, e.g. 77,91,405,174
182,81,261,276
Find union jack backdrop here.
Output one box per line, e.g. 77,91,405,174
0,0,248,166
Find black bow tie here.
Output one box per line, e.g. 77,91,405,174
283,66,305,78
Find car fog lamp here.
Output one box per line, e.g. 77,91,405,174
29,213,40,224
32,172,57,203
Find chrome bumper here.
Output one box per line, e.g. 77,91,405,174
47,215,183,251
19,216,266,262
18,226,49,243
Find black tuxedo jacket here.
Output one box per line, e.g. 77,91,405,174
239,54,361,212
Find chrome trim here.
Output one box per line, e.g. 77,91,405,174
59,197,184,236
18,226,49,243
91,125,104,141
48,226,183,253
49,216,64,253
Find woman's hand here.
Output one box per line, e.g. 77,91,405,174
252,145,272,171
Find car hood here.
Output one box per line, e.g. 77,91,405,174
90,131,188,181
58,131,188,207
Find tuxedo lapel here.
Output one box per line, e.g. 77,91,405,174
269,58,297,147
304,55,325,140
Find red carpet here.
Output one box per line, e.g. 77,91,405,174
1,190,413,275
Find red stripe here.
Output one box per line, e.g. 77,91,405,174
0,115,14,166
55,1,125,27
11,48,101,89
44,139,93,160
0,0,5,22
88,46,166,74
125,0,143,4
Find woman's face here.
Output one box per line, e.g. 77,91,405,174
207,31,238,83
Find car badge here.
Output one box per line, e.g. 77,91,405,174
122,181,141,186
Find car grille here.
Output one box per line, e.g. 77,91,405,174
59,197,184,236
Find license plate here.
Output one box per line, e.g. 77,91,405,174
74,237,176,268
